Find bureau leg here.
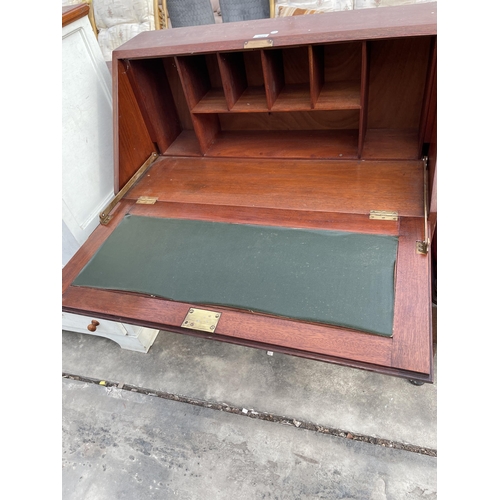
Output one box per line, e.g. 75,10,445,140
408,379,425,386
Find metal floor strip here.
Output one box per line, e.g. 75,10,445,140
62,373,436,458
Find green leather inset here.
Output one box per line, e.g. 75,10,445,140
73,215,398,336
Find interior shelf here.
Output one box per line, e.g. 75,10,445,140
193,81,360,114
314,81,361,110
230,87,268,112
191,89,228,113
163,131,202,157
272,83,313,111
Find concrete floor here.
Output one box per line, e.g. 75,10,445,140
62,307,437,499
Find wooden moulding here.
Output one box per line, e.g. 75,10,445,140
62,4,89,27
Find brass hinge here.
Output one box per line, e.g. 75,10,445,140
369,210,399,221
416,156,430,255
136,196,158,205
100,152,158,225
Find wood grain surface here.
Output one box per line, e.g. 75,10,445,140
126,156,424,216
114,59,156,191
391,217,432,375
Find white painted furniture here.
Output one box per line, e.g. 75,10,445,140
62,6,159,353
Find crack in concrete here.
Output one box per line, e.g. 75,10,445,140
62,372,437,458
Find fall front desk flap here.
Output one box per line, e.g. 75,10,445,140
72,215,398,336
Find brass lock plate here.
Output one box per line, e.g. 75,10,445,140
181,308,221,333
244,39,273,49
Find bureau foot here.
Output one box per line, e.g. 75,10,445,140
408,379,425,386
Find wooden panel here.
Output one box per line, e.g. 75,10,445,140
367,37,431,130
174,55,212,109
199,130,359,159
205,53,223,89
391,217,432,375
126,156,424,216
309,45,324,107
163,57,193,130
113,59,156,191
419,38,437,148
191,114,221,154
127,58,182,153
243,50,265,87
324,42,362,83
358,41,370,157
362,129,419,160
217,52,247,109
283,47,310,85
261,49,285,109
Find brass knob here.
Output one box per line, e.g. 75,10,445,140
87,320,100,332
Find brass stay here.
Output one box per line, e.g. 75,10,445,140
416,157,430,255
100,152,158,225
